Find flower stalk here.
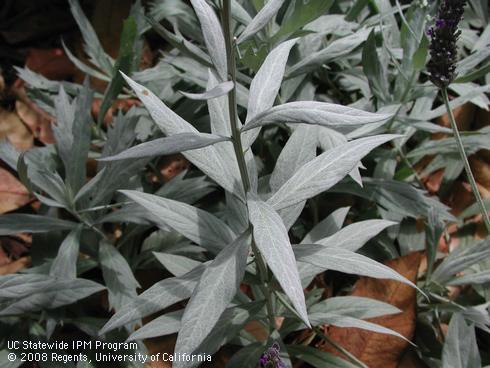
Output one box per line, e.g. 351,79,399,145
441,88,490,232
426,0,490,232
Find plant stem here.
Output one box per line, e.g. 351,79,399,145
441,88,490,233
222,0,276,334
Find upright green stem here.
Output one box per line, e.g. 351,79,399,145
441,88,490,233
222,0,276,334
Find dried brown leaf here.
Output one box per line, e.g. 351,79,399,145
321,252,422,368
0,168,31,214
0,256,31,275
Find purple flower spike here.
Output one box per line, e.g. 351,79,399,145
427,0,467,87
259,342,287,368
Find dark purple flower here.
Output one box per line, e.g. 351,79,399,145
259,342,286,367
435,18,446,28
427,0,467,87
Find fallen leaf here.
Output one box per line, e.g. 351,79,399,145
0,256,31,275
24,48,76,81
0,168,31,213
91,98,141,126
0,107,33,150
434,102,475,140
321,252,422,368
158,154,190,183
469,156,490,192
15,99,54,144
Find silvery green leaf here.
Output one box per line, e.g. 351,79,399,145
0,140,20,170
267,135,401,211
416,84,490,120
153,253,202,277
236,0,285,44
317,127,363,185
448,270,490,286
98,133,229,161
14,66,82,95
225,192,249,233
189,0,227,80
180,81,234,100
247,194,310,327
53,83,93,193
272,0,335,42
333,178,456,222
271,125,316,229
146,15,212,67
231,0,252,25
193,301,265,360
432,239,490,284
276,204,304,231
67,0,114,75
96,16,138,127
73,167,107,204
309,296,401,319
169,55,250,107
245,149,259,193
0,274,54,300
301,206,350,244
121,190,236,253
155,172,216,204
50,226,83,280
243,38,297,147
99,265,204,334
295,245,420,291
26,166,68,208
442,314,481,368
207,70,231,136
245,40,297,118
99,240,140,312
121,73,242,196
0,350,23,368
315,220,397,251
270,125,316,191
62,41,110,81
362,30,390,103
126,309,183,341
0,214,76,236
225,342,266,368
298,218,394,286
287,28,372,77
462,303,490,334
407,130,490,160
309,314,410,342
173,232,250,368
426,207,445,278
287,345,357,368
0,278,105,316
243,101,391,133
